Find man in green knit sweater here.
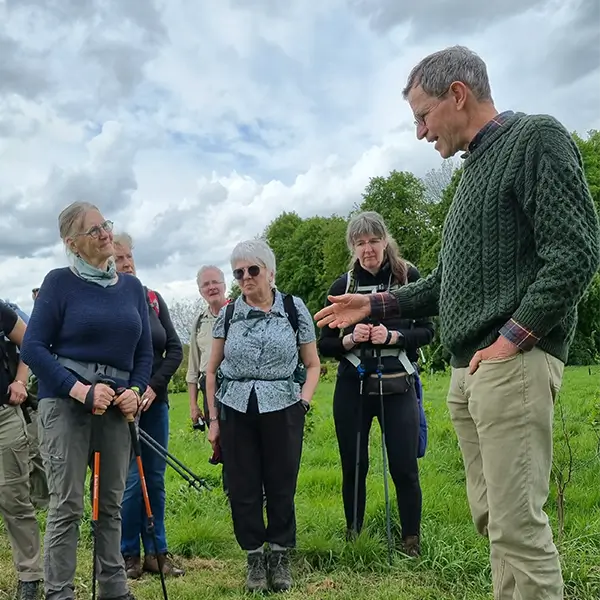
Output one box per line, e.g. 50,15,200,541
315,46,599,600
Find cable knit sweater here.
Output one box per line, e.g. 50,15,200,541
371,112,600,367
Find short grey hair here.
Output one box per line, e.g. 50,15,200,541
402,45,492,102
230,239,277,288
113,232,134,249
58,201,98,242
196,265,225,287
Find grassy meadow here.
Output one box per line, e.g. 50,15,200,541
1,366,599,599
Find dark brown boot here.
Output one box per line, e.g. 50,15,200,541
400,535,421,558
143,553,185,577
124,556,143,579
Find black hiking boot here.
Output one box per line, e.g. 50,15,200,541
15,580,41,600
268,549,292,592
246,552,268,593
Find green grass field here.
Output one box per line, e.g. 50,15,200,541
1,367,599,599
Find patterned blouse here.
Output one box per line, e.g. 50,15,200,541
213,290,316,414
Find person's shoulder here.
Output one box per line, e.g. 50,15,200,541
44,267,73,284
405,262,422,282
120,273,146,295
516,113,571,144
0,300,18,334
329,272,349,295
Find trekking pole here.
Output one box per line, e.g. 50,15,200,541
89,401,104,600
140,434,210,494
375,348,393,565
352,343,368,537
126,413,169,600
139,429,212,491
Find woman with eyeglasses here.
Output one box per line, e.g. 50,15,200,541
205,239,320,594
317,211,434,557
21,201,152,600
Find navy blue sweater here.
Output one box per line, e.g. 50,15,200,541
21,267,153,400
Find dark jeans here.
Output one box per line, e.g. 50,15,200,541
333,373,422,538
220,390,305,551
121,401,169,556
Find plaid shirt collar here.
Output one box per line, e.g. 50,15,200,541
461,110,515,158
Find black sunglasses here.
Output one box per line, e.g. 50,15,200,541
233,265,261,280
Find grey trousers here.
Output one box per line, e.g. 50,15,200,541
26,408,49,510
0,405,43,582
39,397,131,600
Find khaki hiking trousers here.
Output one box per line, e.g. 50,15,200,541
0,404,43,582
448,347,564,600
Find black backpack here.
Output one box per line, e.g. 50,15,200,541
222,293,306,386
0,330,18,406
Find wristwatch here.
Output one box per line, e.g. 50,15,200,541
300,399,311,413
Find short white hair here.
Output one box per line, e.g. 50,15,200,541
196,265,225,286
230,239,277,288
113,232,134,248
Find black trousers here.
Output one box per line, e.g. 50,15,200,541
333,373,422,538
219,390,305,551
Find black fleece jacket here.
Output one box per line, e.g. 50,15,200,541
318,262,434,377
146,289,183,402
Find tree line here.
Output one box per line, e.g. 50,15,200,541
262,129,600,370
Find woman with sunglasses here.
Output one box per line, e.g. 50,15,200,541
205,239,320,594
21,201,152,600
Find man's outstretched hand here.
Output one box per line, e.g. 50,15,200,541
314,294,371,329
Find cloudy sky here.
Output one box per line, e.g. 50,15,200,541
1,0,598,313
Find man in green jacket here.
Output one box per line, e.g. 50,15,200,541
315,45,600,600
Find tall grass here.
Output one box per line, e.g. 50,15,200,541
1,367,599,599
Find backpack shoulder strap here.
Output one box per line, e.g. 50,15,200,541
282,293,299,335
223,302,236,338
344,270,356,294
147,289,160,317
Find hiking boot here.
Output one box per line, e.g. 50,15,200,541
246,552,268,593
15,580,41,600
124,555,143,579
400,535,421,558
267,549,292,592
143,553,185,576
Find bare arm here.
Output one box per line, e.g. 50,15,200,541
205,338,225,421
298,341,320,404
6,317,30,384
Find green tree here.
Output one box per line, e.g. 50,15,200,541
265,213,349,317
358,170,430,265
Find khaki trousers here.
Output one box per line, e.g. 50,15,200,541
448,347,564,600
0,405,43,582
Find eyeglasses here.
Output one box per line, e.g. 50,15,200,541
77,220,114,239
200,280,224,289
354,237,383,249
413,86,451,128
233,265,261,280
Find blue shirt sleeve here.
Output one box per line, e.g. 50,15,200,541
293,297,316,345
20,270,79,397
212,304,228,339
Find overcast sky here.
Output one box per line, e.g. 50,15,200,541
1,0,599,313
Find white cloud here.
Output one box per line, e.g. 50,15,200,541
1,0,598,316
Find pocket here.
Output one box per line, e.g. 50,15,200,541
0,433,29,484
479,352,522,366
544,353,564,400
